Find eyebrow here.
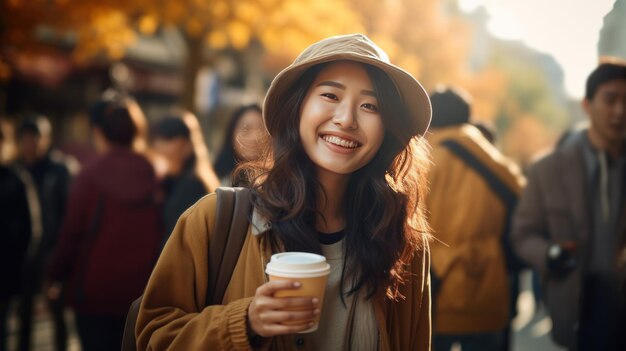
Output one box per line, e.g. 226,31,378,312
316,81,377,98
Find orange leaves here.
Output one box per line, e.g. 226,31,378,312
161,2,187,25
71,9,136,61
2,0,367,63
138,14,158,35
227,21,251,49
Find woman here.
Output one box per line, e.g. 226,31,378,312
213,103,268,186
151,112,220,242
47,96,162,351
137,34,433,350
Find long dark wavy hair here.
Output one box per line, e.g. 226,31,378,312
246,62,430,300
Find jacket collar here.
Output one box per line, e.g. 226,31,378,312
251,208,272,236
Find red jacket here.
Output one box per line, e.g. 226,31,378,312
49,147,161,315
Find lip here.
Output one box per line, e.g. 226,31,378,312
319,132,362,154
319,132,362,145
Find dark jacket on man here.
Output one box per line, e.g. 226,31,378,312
512,130,626,350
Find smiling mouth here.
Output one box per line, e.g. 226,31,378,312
321,134,361,149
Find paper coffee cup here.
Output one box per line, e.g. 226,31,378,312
265,252,331,333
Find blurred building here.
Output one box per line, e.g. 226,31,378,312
3,29,185,120
599,0,626,59
462,6,567,105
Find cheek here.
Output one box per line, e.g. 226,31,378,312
365,119,385,150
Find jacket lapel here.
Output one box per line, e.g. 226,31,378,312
556,138,591,242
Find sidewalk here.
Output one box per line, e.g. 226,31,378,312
6,297,80,351
511,271,565,351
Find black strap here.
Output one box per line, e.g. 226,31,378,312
208,187,252,305
441,139,525,273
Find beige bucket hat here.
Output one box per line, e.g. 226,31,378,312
263,33,432,144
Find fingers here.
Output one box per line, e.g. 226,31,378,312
248,281,321,337
256,321,316,336
256,280,302,297
256,306,320,324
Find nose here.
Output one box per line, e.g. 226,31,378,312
332,103,357,129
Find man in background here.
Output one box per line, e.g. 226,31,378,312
512,62,626,350
16,115,76,351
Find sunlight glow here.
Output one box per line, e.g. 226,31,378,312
459,0,616,98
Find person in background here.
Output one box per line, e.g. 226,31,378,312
426,87,525,351
15,115,76,351
151,111,220,244
213,103,268,186
46,96,162,351
512,62,626,350
0,120,31,351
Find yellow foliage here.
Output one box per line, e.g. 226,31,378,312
138,14,158,35
207,30,228,49
211,1,230,22
227,21,252,49
235,2,261,24
464,68,508,121
185,17,204,38
162,1,186,24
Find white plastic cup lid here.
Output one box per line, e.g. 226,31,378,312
265,252,331,278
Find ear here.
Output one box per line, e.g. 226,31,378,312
582,98,592,117
91,127,108,153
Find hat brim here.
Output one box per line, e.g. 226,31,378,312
263,52,432,141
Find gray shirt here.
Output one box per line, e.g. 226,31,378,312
303,240,379,351
581,134,626,274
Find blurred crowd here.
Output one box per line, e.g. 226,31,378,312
0,59,625,351
0,94,268,351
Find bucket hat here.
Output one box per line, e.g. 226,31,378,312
263,33,432,144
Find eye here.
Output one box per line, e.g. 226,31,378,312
321,93,339,101
362,103,379,112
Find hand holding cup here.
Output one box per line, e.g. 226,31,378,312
247,280,320,337
248,252,330,337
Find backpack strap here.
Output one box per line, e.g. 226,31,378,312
440,139,525,273
121,187,253,351
207,187,253,305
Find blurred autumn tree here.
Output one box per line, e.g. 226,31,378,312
346,0,471,90
492,44,569,166
0,0,362,111
3,0,565,168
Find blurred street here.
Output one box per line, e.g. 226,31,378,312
4,270,565,351
511,271,566,351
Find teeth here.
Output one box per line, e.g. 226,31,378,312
322,135,359,148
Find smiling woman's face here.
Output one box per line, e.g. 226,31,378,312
299,61,385,178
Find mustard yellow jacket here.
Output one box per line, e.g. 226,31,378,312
426,125,524,334
136,192,431,350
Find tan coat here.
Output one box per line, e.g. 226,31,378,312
136,193,431,350
426,125,524,334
